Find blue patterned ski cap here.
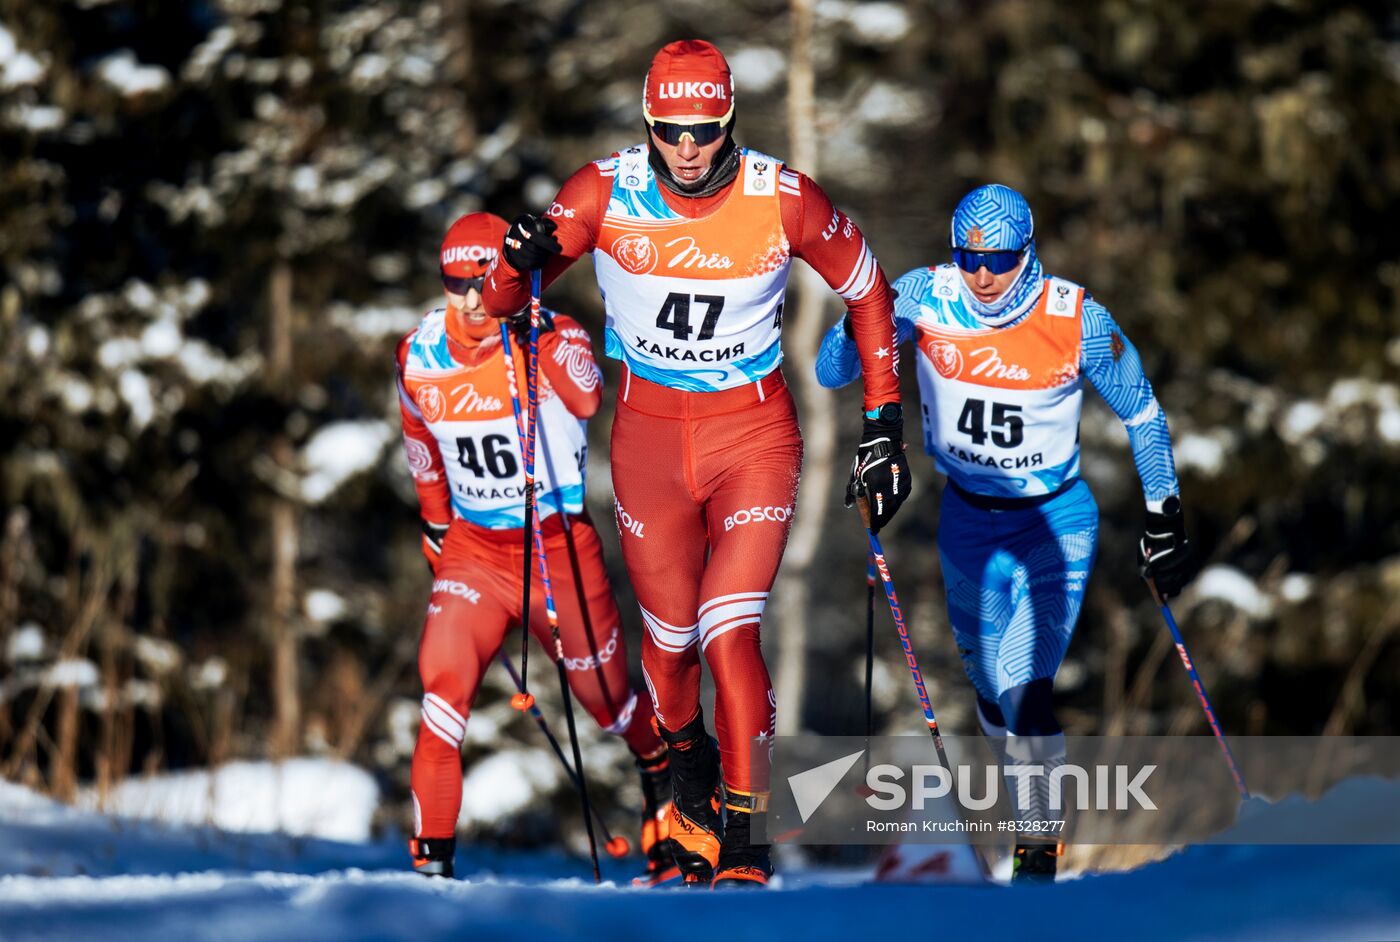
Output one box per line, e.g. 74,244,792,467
950,184,1035,252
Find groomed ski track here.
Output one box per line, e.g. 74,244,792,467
2,778,1397,942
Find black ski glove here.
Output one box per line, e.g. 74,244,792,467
507,306,555,347
846,407,912,534
502,214,561,272
1137,496,1199,598
421,519,449,574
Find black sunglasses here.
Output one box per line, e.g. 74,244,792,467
441,273,485,295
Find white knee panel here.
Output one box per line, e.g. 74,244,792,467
421,692,467,750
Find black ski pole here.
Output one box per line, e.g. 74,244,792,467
499,653,630,857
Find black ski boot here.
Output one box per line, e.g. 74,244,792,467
636,748,679,885
1011,841,1061,885
409,836,455,878
712,789,772,889
657,712,723,887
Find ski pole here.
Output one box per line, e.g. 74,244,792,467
498,653,629,858
857,498,950,768
864,552,876,741
500,279,603,883
1146,578,1251,799
523,346,615,718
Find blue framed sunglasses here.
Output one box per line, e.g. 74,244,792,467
952,248,1025,276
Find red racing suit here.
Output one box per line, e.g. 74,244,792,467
483,143,901,797
396,307,662,839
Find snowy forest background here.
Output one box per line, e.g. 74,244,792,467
1,0,1397,857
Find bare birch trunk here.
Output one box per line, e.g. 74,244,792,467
773,0,835,735
267,261,302,759
442,0,479,150
52,685,79,802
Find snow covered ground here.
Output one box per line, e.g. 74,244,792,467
73,759,381,843
2,772,1398,942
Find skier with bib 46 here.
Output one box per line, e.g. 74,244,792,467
483,41,911,887
398,212,672,881
815,185,1199,883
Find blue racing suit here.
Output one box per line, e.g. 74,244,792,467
817,263,1181,745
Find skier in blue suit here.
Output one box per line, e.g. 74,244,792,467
818,184,1199,882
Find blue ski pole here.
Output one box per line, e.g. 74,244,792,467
1146,577,1251,800
865,553,877,740
857,498,950,767
500,270,603,881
